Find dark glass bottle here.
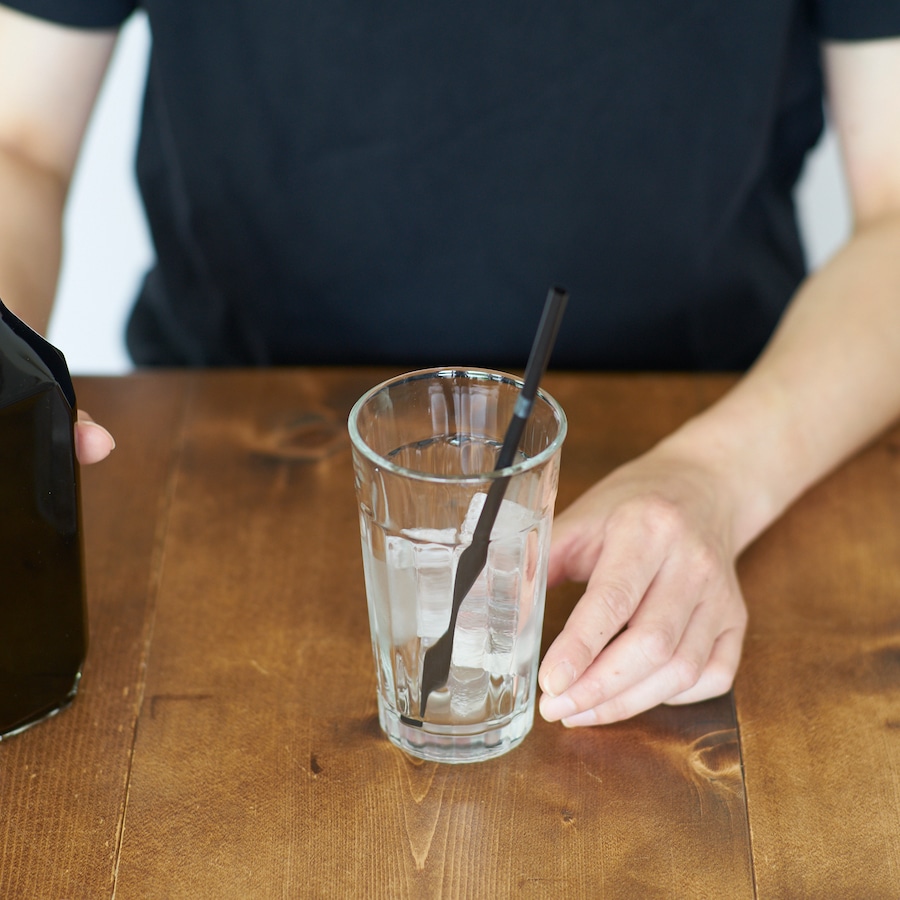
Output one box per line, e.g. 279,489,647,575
0,299,87,739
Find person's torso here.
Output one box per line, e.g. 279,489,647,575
128,1,823,369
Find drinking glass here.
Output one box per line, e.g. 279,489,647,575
349,368,566,763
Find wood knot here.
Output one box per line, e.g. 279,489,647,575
858,641,900,694
686,729,742,792
248,412,346,463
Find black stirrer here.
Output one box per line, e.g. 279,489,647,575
416,286,568,719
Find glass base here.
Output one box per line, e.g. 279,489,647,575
378,697,533,763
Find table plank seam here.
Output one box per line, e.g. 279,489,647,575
110,376,196,897
731,690,760,900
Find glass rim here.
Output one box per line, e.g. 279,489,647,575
347,367,567,484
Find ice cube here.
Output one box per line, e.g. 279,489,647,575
450,571,489,668
492,496,536,539
413,541,454,639
461,491,487,537
486,503,539,673
386,534,415,568
455,493,539,674
401,526,457,544
460,493,536,541
487,565,519,672
383,535,418,644
448,665,490,722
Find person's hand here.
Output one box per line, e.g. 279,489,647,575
538,442,748,726
75,410,115,464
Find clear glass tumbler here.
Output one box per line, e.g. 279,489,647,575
349,368,566,763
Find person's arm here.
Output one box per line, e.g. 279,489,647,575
539,36,900,726
0,5,119,461
0,5,117,331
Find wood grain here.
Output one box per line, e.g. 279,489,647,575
110,370,751,899
3,370,897,898
0,373,189,899
736,430,900,899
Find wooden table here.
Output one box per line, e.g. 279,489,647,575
2,369,898,898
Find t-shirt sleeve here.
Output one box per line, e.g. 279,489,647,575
1,0,136,29
815,1,900,41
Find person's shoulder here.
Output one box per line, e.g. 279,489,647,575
814,1,900,42
0,0,136,30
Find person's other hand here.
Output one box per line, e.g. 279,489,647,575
75,410,115,464
538,444,747,726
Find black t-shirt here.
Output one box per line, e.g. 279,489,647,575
8,2,900,369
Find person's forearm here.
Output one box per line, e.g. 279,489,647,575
662,213,900,554
0,147,67,333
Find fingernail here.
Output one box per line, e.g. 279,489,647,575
85,421,116,450
541,661,576,698
562,710,595,729
540,692,577,721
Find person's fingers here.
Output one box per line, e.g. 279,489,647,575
75,410,116,464
556,616,745,727
542,452,748,726
539,507,667,699
539,549,719,721
663,624,745,706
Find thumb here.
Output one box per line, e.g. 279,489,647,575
75,411,116,464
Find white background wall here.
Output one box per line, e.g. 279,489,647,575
47,12,853,374
47,14,153,374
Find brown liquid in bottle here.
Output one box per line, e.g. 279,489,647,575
0,300,87,739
